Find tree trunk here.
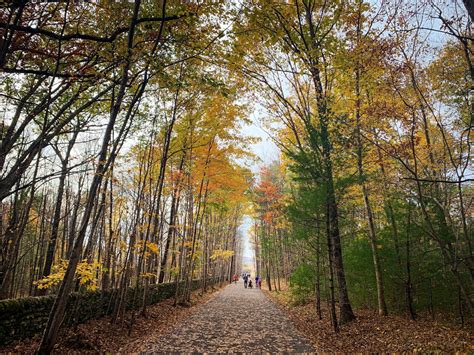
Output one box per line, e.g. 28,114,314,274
38,2,142,351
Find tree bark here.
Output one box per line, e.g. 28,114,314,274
38,2,142,352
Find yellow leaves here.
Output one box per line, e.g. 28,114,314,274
147,242,159,255
183,241,194,248
136,224,148,234
140,272,156,279
77,260,100,291
210,249,234,261
120,240,128,251
275,219,289,230
194,250,202,259
28,208,39,224
34,259,100,291
34,262,66,290
133,241,160,258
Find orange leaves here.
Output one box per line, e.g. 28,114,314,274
254,164,285,226
263,211,276,224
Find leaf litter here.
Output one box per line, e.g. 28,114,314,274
266,290,473,353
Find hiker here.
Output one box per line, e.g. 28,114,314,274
258,277,262,289
248,279,253,288
243,274,248,288
232,274,238,284
255,276,259,288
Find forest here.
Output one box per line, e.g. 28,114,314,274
0,0,472,353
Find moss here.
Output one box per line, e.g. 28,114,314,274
0,278,215,346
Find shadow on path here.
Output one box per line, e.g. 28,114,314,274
145,281,315,353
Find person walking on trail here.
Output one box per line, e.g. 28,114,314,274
255,276,259,288
232,274,238,284
243,274,248,288
248,279,253,288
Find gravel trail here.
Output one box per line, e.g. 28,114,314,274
145,281,315,353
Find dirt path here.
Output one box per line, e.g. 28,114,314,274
144,281,315,353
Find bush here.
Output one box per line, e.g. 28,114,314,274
289,263,314,305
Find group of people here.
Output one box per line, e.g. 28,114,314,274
237,273,262,289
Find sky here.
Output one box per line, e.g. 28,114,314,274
239,111,279,265
233,0,470,270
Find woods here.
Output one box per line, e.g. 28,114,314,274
1,1,250,351
0,0,472,352
245,0,473,331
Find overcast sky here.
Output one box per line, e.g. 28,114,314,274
239,109,279,264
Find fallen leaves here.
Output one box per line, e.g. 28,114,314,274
266,290,473,353
0,287,222,353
